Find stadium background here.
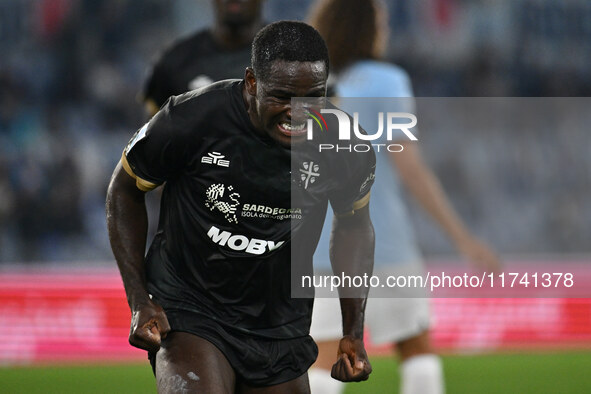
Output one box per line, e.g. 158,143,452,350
1,0,590,392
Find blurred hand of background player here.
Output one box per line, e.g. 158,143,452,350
391,142,502,275
457,235,502,273
128,300,171,352
331,335,372,382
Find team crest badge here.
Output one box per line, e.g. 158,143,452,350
299,161,320,189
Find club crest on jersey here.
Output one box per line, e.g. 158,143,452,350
205,183,240,223
201,152,230,167
299,161,320,189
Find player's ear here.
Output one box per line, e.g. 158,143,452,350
245,67,257,96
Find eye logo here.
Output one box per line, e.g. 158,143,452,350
305,108,328,132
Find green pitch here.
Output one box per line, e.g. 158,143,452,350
346,352,591,394
1,352,590,393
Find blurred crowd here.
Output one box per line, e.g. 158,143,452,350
1,0,590,263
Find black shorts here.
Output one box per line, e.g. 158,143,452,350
148,308,318,387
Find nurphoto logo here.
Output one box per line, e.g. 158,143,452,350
305,108,418,152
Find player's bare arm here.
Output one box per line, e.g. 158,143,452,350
106,161,170,352
329,203,374,382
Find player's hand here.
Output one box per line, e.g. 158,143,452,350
331,335,372,382
128,300,171,352
458,236,502,273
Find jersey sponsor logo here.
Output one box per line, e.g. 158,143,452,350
201,152,230,167
299,161,320,189
205,183,301,222
207,225,285,255
205,184,240,223
241,204,302,220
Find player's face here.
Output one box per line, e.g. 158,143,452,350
245,60,327,147
213,0,263,25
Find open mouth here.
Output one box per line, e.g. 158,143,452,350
278,121,307,137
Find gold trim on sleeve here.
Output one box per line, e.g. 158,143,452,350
352,191,371,210
121,152,159,192
335,192,371,218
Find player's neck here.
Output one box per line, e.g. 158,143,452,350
211,22,262,50
242,84,260,132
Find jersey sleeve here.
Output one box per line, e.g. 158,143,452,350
328,148,376,216
122,100,187,191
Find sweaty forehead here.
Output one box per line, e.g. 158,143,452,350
262,60,327,92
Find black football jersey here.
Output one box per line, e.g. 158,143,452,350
143,30,252,108
123,80,375,339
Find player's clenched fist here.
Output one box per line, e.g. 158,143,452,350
331,335,372,382
129,300,171,352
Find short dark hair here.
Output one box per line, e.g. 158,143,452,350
251,21,329,81
308,0,386,72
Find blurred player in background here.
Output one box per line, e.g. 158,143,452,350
307,1,501,393
141,0,266,116
107,21,374,392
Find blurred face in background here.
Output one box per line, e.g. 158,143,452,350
213,0,264,26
